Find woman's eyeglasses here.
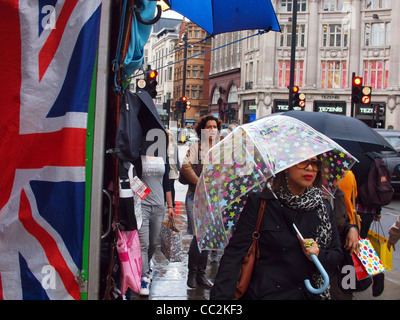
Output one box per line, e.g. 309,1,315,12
295,159,322,172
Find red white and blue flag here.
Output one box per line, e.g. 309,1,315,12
0,0,102,299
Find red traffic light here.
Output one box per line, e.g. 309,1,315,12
352,76,363,104
181,96,187,102
148,70,158,79
292,86,299,93
353,77,362,86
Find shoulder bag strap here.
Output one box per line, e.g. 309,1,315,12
198,143,201,164
253,199,266,261
254,199,266,234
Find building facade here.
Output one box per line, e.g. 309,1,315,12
209,32,241,123
210,0,400,129
172,20,211,127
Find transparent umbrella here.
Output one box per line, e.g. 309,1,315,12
193,114,357,251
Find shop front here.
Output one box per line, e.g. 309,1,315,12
313,101,346,115
356,103,386,128
243,99,257,123
273,100,304,113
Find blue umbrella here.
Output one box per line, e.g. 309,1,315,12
167,0,281,36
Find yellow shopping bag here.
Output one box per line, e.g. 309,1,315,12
368,222,393,271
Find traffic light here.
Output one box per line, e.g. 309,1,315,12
378,105,384,116
181,96,187,112
351,76,363,104
163,99,170,111
299,92,306,108
373,105,379,119
175,100,181,113
361,86,372,105
145,69,158,98
373,105,385,127
136,78,147,92
291,86,300,108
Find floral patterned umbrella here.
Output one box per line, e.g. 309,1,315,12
193,115,357,251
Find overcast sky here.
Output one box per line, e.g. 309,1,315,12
161,9,183,20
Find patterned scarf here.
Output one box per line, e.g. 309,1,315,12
276,186,332,299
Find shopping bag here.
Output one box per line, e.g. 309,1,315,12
351,238,385,281
368,222,393,271
160,218,182,262
116,228,142,295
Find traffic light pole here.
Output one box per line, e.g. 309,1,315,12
351,72,355,117
288,0,298,110
180,33,188,128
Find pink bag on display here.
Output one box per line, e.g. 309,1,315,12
116,228,142,295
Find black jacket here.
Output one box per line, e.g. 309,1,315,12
116,90,170,192
210,191,342,300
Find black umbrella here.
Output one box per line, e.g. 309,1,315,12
283,111,395,154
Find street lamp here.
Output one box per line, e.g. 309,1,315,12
288,0,298,110
180,33,188,128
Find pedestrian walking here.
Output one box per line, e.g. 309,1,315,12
330,171,361,300
166,130,180,209
388,215,400,252
180,115,222,289
210,157,342,300
134,137,175,296
351,152,386,297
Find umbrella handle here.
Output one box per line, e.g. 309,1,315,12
135,4,162,25
304,254,330,294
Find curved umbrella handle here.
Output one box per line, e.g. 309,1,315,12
292,223,330,294
135,4,162,25
304,254,330,294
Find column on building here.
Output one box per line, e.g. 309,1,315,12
349,0,362,76
305,0,320,90
387,0,400,129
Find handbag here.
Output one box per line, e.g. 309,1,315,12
368,221,393,271
116,228,142,295
179,144,203,185
160,218,183,262
234,199,266,300
351,237,385,281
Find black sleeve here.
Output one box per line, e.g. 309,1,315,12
317,200,343,276
210,193,261,300
163,156,171,193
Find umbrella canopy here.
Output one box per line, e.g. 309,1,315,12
283,111,395,153
166,0,281,36
193,115,357,251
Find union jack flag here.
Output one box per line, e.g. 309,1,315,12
0,0,102,299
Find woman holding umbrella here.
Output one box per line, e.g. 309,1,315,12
180,115,222,288
210,156,342,300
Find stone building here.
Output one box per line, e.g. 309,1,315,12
210,0,400,129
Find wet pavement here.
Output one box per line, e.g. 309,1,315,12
130,200,219,300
